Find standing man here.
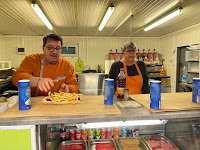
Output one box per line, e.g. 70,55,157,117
109,41,149,94
12,34,78,97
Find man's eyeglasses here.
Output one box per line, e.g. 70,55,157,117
125,50,136,53
46,46,62,52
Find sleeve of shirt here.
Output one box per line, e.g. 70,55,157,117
12,55,34,87
65,63,79,93
138,61,150,94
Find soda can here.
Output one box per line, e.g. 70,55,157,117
124,89,129,101
88,128,94,140
70,129,75,140
150,81,161,110
104,79,114,105
114,127,119,139
82,129,87,142
95,128,101,139
127,128,133,137
106,128,112,139
18,80,31,110
121,127,127,137
66,128,70,140
192,78,200,103
101,128,107,139
76,129,82,140
133,129,139,137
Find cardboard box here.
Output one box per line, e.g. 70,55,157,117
161,78,170,85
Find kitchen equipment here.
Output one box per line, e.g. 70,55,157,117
105,60,114,74
59,140,87,150
0,61,11,70
117,137,148,150
0,69,17,95
88,139,117,150
78,73,109,95
141,135,179,150
75,58,84,72
0,102,8,114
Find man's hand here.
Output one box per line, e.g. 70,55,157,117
60,83,71,93
37,78,58,92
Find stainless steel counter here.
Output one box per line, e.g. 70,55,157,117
0,96,200,126
78,73,109,95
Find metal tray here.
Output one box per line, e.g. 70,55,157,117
58,140,87,150
88,139,118,150
116,137,149,150
141,135,179,150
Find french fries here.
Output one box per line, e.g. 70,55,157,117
45,91,83,104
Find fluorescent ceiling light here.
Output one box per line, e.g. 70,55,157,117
144,8,182,31
31,1,53,30
99,5,115,31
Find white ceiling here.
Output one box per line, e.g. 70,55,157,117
0,0,200,37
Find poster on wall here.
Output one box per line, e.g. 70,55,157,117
61,44,79,57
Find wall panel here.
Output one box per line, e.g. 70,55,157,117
161,23,200,92
0,36,160,73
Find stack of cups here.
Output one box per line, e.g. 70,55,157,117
192,78,200,103
150,81,161,110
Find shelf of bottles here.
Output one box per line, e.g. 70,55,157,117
108,49,162,64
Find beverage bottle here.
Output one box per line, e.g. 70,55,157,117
182,65,188,83
48,124,56,140
60,123,66,142
117,68,126,100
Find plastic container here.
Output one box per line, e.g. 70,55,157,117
88,139,117,150
117,137,148,150
117,68,126,100
59,140,87,150
182,65,188,83
141,135,179,150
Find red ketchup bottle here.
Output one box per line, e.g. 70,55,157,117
117,68,126,100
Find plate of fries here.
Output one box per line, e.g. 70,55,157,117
42,91,83,105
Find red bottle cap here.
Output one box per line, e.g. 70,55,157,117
61,123,64,126
120,68,124,71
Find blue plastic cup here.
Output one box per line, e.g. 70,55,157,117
150,81,161,110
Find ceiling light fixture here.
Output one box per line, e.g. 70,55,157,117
31,1,53,30
99,5,115,31
144,7,182,31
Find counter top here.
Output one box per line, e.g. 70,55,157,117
0,94,200,126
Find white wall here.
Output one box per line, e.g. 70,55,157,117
1,23,200,93
160,23,200,92
0,36,160,72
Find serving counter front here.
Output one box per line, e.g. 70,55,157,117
0,93,200,150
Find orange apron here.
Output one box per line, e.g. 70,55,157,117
123,61,143,94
